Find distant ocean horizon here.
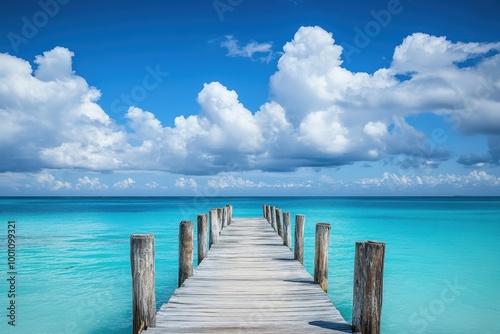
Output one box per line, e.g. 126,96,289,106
1,196,499,333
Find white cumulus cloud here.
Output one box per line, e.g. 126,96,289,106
356,170,500,189
35,171,71,191
174,177,198,189
1,26,500,178
145,181,166,190
113,178,136,189
76,176,109,190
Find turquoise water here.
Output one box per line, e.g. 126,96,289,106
0,197,499,333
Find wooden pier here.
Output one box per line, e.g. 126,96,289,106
131,205,385,334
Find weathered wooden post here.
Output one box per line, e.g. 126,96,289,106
209,209,219,248
179,220,194,287
266,205,271,224
294,214,305,265
314,223,330,292
217,208,223,233
283,212,291,249
276,208,283,239
270,206,277,231
222,206,228,228
130,234,156,334
352,241,385,334
197,214,208,265
226,205,232,225
262,204,266,218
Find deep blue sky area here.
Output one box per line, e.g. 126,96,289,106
0,0,500,195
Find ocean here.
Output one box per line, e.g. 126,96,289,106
0,196,499,333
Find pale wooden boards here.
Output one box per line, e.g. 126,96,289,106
148,218,352,333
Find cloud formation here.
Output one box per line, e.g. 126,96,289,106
36,171,71,191
174,177,198,189
356,170,500,188
219,35,275,62
76,176,108,190
113,178,136,189
457,135,500,166
1,26,500,177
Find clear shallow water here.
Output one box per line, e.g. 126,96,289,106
0,196,499,334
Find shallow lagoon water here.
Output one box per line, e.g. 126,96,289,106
0,196,499,333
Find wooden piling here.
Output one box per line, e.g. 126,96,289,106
226,205,232,225
217,208,223,233
262,204,266,218
270,206,277,231
314,223,331,292
352,241,385,334
266,205,272,224
294,214,305,265
209,209,219,248
222,206,228,228
276,208,283,238
130,234,156,334
197,214,208,265
179,220,194,287
283,212,291,249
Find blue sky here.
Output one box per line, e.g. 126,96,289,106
1,0,500,196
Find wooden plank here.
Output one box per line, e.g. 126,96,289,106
149,218,352,334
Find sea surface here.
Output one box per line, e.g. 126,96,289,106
0,196,499,334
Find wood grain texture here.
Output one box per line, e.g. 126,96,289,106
314,223,331,293
266,205,272,225
352,241,385,334
283,212,291,249
149,218,351,333
130,234,156,333
270,206,277,231
227,205,233,225
178,221,194,287
222,207,228,228
276,208,283,239
294,214,305,265
209,209,219,248
217,208,223,234
197,214,208,265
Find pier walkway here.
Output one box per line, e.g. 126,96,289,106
148,217,352,333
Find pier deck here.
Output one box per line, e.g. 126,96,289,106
148,217,352,333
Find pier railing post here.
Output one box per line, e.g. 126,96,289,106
283,212,291,249
130,234,156,334
294,214,305,264
352,241,385,334
270,206,277,231
266,205,271,224
226,205,232,225
262,204,266,218
217,208,223,233
314,223,331,292
197,214,208,265
179,220,194,287
222,206,228,228
209,209,219,248
276,208,283,238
